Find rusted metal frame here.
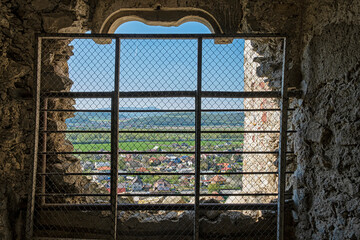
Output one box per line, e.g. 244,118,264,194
25,34,42,240
194,37,202,240
110,37,120,240
40,98,48,206
278,38,289,240
39,203,278,211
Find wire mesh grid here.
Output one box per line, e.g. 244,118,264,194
27,34,293,240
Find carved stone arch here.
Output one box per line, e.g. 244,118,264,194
94,8,223,35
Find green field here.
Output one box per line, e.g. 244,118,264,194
73,140,244,152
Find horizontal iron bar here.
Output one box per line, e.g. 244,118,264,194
36,193,110,197
119,91,196,98
39,151,294,155
42,92,113,98
118,172,194,176
119,151,195,154
37,172,111,176
202,91,280,98
118,193,194,197
41,90,301,99
38,33,287,39
200,193,279,196
202,109,281,112
201,151,295,154
42,130,111,133
37,171,294,176
38,203,277,211
40,108,296,112
200,171,295,175
39,151,111,155
41,109,112,113
119,109,195,112
203,130,296,133
201,151,279,154
40,130,296,134
118,130,195,133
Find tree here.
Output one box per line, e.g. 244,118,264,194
207,183,221,193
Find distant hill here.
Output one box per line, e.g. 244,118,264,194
66,107,244,129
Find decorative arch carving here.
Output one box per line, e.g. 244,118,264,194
97,8,223,34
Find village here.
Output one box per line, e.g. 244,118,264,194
79,141,244,203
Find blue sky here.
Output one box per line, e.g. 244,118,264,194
68,21,245,110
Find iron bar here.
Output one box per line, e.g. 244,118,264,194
25,35,42,240
117,172,194,176
201,171,295,175
41,130,111,133
110,37,120,240
37,171,294,176
38,151,295,155
36,192,293,197
41,109,112,113
38,172,111,176
278,38,289,240
42,92,113,98
119,109,195,112
41,98,48,206
118,130,195,133
41,108,296,112
42,90,301,99
38,33,287,39
39,151,111,155
40,129,296,134
37,193,110,197
194,37,202,240
39,203,278,211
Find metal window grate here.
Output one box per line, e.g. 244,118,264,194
26,34,295,240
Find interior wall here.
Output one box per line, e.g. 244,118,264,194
0,0,359,239
292,1,360,239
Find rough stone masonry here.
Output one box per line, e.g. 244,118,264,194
0,0,359,239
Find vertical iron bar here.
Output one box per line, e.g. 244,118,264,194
41,98,48,205
277,38,289,240
110,37,120,240
194,37,202,240
25,34,42,239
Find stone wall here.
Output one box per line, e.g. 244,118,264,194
292,0,360,238
1,0,360,239
242,40,280,204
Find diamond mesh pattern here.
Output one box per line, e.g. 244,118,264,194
28,35,291,240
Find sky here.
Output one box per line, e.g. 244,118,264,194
68,21,245,110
